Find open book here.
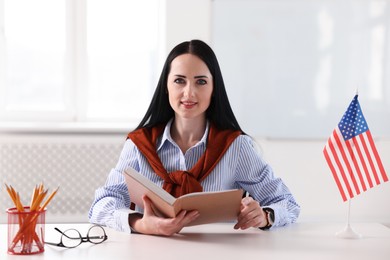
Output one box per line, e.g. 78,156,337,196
123,167,244,226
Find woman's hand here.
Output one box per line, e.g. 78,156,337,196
129,195,200,236
234,197,268,230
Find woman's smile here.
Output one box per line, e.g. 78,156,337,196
181,100,197,109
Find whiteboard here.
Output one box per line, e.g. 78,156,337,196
212,0,390,138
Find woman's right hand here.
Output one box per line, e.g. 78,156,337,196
129,195,200,236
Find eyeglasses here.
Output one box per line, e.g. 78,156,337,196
45,225,108,248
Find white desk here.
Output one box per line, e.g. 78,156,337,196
1,222,390,260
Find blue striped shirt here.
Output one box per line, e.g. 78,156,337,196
88,120,300,233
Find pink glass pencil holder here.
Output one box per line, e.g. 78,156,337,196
7,207,46,255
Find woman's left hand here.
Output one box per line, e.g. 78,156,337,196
234,197,268,230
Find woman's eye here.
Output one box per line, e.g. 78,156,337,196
174,78,185,84
197,79,207,85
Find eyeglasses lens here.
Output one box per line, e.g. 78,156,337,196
62,229,82,248
88,225,106,244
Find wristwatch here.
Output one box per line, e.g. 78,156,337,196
260,208,275,230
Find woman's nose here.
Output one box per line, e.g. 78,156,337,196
183,83,194,97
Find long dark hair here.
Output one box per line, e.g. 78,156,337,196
135,39,243,133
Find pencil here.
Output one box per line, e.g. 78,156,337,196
40,187,59,210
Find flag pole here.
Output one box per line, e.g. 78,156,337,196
335,199,362,239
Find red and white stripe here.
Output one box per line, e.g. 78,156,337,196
323,128,388,201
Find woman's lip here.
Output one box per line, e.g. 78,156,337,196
181,101,196,105
181,101,197,108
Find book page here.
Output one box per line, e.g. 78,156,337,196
124,168,176,205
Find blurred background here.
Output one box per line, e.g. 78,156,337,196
0,0,389,225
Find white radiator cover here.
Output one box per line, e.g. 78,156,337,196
0,133,125,223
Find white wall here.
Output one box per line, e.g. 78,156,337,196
158,0,212,65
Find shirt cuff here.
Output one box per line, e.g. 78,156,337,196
269,204,285,228
113,208,132,233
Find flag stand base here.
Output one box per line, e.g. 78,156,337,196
335,223,362,239
335,200,362,239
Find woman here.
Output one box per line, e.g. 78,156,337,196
89,40,300,236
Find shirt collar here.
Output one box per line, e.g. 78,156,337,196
156,119,210,152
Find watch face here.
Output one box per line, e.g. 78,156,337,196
269,211,275,223
266,208,275,223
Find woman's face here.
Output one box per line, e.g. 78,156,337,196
167,54,213,121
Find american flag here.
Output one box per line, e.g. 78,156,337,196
323,95,388,201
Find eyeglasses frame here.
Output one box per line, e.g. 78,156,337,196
45,225,108,248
